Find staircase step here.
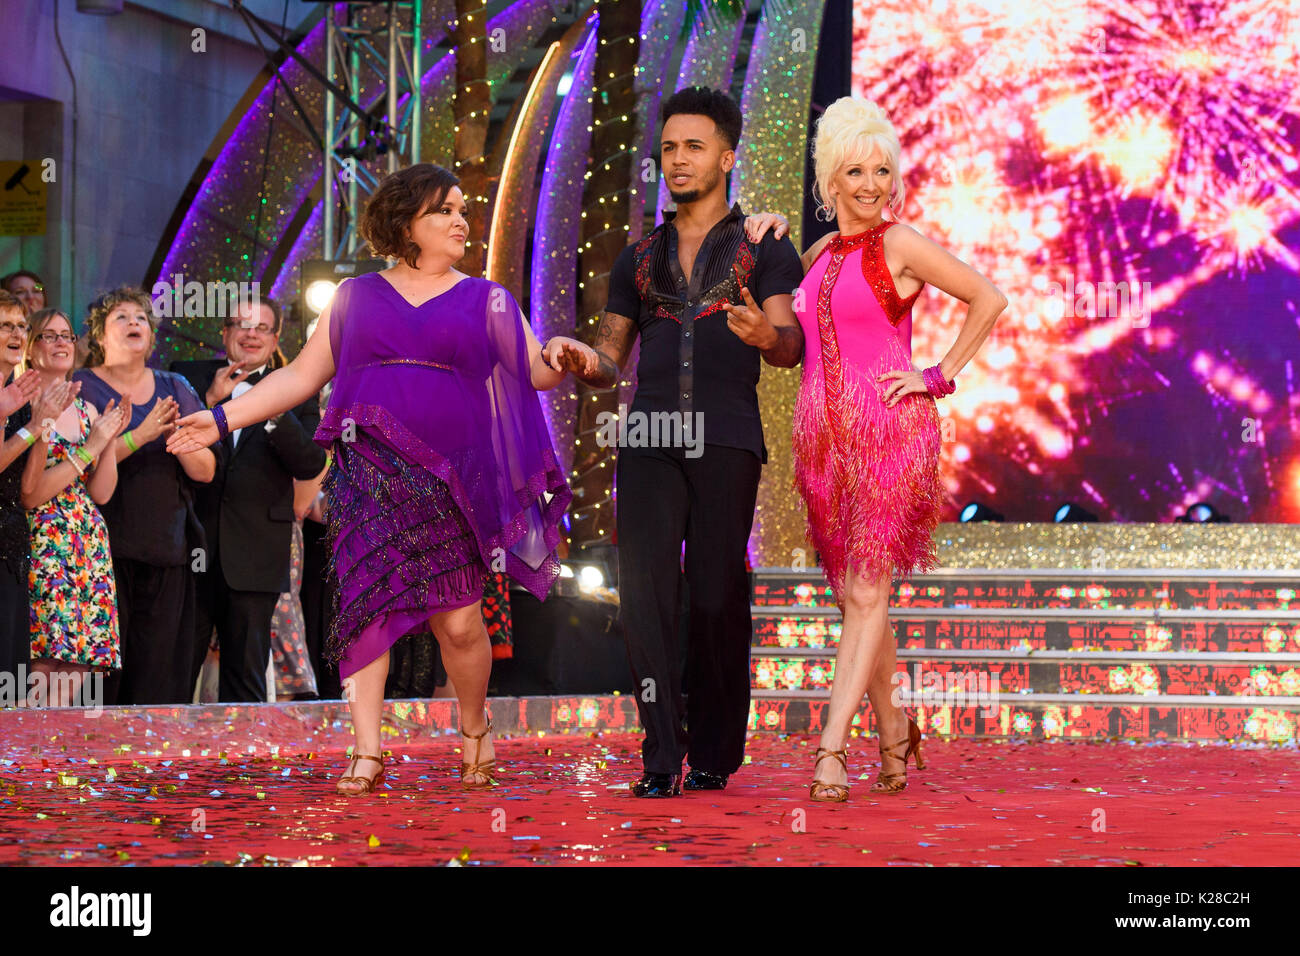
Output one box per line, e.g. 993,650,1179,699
752,569,1300,613
749,654,1300,699
752,610,1300,653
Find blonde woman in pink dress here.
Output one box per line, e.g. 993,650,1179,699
791,98,1007,800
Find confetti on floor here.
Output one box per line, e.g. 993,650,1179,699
1,732,1295,866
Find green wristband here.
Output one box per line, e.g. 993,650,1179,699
124,430,139,453
75,446,95,465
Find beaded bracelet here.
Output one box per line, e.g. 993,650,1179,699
923,364,956,397
123,430,139,453
212,404,230,440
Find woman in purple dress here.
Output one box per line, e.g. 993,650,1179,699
168,164,594,793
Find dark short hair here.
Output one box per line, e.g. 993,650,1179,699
0,290,22,314
1,269,44,293
661,86,743,150
359,164,461,268
234,297,282,332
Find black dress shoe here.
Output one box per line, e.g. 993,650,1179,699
683,769,728,791
631,772,682,797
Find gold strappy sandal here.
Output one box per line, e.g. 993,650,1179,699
336,752,386,796
869,717,925,795
460,714,497,788
809,746,851,803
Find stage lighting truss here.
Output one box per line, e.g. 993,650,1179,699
233,1,423,260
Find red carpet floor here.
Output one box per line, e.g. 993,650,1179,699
1,732,1295,866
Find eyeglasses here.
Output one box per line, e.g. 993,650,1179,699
0,321,28,337
224,319,277,335
37,331,77,344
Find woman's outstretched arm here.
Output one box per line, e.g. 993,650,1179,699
166,301,338,455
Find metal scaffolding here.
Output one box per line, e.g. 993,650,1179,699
322,1,423,259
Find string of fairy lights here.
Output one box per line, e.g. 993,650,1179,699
159,0,824,561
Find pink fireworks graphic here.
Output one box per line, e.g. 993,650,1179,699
852,0,1300,521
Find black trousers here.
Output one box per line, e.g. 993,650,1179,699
300,519,341,700
104,559,197,705
616,444,761,775
193,571,279,703
0,560,29,682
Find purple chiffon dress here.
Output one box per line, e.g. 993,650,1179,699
314,272,572,679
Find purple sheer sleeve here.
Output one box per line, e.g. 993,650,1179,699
482,282,573,595
327,276,353,367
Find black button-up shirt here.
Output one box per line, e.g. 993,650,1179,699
606,202,804,464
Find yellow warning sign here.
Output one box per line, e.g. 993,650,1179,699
0,161,49,236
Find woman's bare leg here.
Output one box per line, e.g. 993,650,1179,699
28,660,91,707
337,647,390,793
813,565,893,789
428,601,494,782
864,609,909,778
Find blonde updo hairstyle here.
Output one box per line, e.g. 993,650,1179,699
811,97,906,221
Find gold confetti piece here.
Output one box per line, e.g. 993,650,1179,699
87,758,98,765
57,774,78,786
256,792,266,800
151,817,162,825
367,835,381,848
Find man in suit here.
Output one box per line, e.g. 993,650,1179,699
171,298,327,702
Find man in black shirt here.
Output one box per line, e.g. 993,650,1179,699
576,87,805,796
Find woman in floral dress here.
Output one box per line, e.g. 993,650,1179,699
21,309,129,705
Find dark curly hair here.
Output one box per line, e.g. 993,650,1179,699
358,164,461,268
661,86,743,150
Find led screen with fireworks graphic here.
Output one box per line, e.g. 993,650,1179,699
851,0,1300,522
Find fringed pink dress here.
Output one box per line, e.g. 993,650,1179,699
792,222,943,604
